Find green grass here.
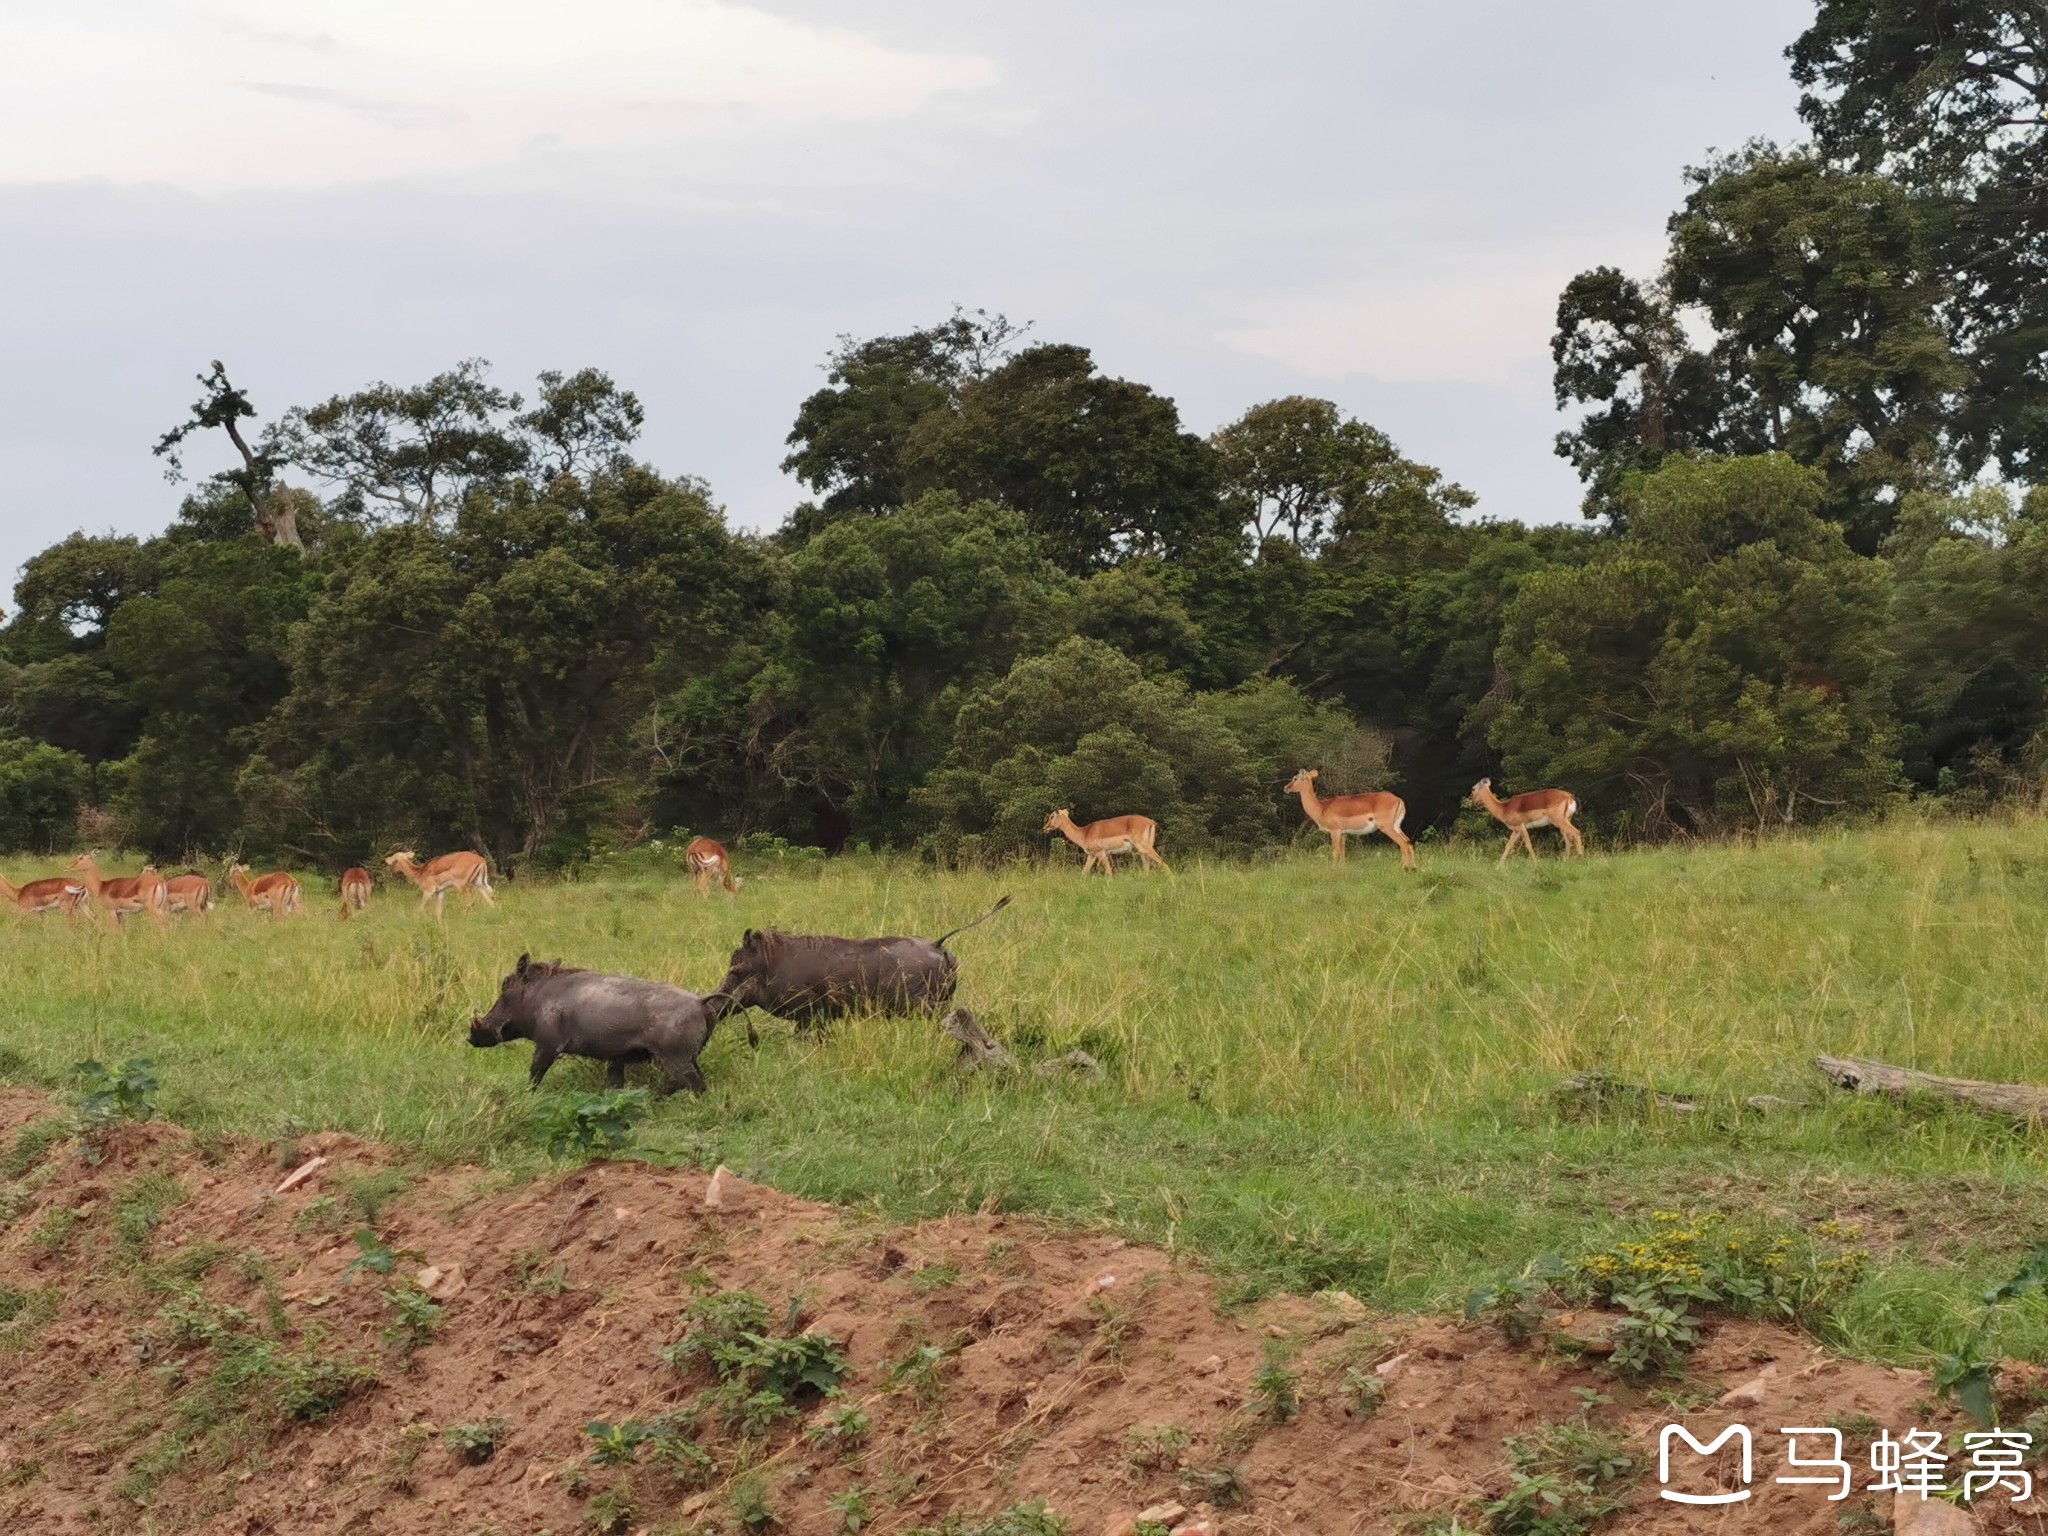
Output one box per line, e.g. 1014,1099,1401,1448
6,821,2048,1366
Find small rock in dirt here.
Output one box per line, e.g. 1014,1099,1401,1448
1892,1494,1978,1535
704,1165,753,1211
1137,1501,1186,1525
1550,1313,1620,1356
1079,1273,1116,1297
1169,1522,1215,1536
1717,1365,1778,1407
274,1155,327,1194
414,1263,466,1300
1194,1354,1224,1375
1101,1515,1137,1536
1312,1288,1370,1326
1373,1351,1413,1379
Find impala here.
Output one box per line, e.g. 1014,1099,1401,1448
384,849,494,918
339,866,372,918
164,870,214,918
68,854,168,927
0,870,90,921
1467,778,1585,863
1042,808,1170,875
228,863,303,915
684,837,741,897
1285,768,1416,870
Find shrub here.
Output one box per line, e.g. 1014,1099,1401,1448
0,734,88,852
535,1089,651,1158
1481,1421,1637,1536
445,1416,512,1464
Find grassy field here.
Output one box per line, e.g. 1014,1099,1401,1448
5,820,2048,1367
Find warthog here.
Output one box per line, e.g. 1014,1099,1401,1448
469,953,720,1094
706,896,1011,1046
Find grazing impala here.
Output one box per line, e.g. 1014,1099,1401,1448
1042,808,1170,875
1285,768,1416,870
228,863,303,915
684,837,741,897
384,849,494,918
164,870,213,917
0,870,90,921
339,866,372,918
1468,778,1585,863
68,854,168,927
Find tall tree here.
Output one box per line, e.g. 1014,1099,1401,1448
153,362,304,548
782,309,1026,526
1792,1,2048,480
268,359,531,523
756,492,1074,846
911,343,1229,573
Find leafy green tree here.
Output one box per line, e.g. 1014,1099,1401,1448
911,343,1228,573
1792,0,2048,482
102,538,315,856
916,636,1381,860
0,734,89,851
782,309,1025,526
1491,455,1901,834
260,468,759,865
1883,485,2048,792
757,492,1074,846
1552,268,1737,521
1666,146,1962,549
152,362,303,547
1556,148,1961,547
1212,396,1475,553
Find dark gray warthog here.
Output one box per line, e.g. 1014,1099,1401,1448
470,954,720,1094
706,895,1011,1046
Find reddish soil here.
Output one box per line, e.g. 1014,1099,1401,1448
0,1087,2039,1535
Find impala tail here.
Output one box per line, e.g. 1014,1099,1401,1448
933,894,1013,948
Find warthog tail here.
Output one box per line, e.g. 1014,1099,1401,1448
933,893,1013,948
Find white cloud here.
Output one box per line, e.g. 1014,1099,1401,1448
0,0,1000,190
1214,240,1658,390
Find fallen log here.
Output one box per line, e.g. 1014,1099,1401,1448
1549,1072,1696,1115
1815,1054,2048,1126
942,1008,1016,1073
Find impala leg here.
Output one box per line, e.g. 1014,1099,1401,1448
1331,831,1344,865
1385,823,1417,870
1522,828,1539,861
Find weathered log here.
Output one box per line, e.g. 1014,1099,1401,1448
942,1007,1016,1073
1549,1071,1696,1114
1815,1054,2048,1125
1034,1049,1103,1081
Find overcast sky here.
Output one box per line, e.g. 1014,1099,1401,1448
0,0,1810,601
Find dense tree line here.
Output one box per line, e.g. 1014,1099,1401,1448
5,2,2047,866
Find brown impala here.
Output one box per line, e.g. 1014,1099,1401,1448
384,849,494,918
1468,778,1585,863
1042,808,1170,875
0,869,90,921
1285,768,1416,870
684,837,741,897
228,863,303,915
164,870,214,917
68,854,168,927
339,866,372,918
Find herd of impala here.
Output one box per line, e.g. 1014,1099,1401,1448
0,848,497,926
1038,773,1583,875
0,772,1582,924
